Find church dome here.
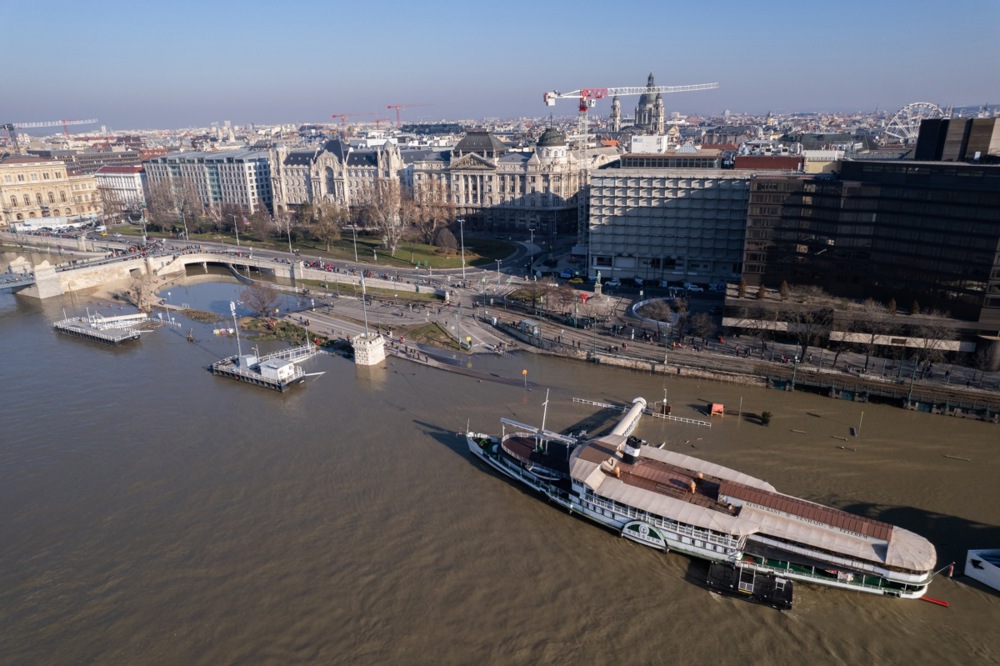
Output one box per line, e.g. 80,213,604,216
537,128,567,147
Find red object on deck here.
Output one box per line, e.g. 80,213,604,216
920,596,949,607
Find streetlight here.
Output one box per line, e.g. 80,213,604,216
231,213,241,247
495,259,502,289
351,225,359,263
458,218,466,280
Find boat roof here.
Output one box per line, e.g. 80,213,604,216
570,435,937,572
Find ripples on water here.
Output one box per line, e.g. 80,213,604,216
0,282,998,664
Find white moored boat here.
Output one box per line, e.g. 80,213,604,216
467,395,938,603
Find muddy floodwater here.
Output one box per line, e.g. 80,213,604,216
1,280,998,665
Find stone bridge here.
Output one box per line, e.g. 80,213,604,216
7,248,442,300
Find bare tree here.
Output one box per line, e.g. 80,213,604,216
413,179,454,244
521,277,556,313
779,287,836,360
122,272,156,312
311,202,345,252
359,179,403,257
241,281,280,317
849,299,897,371
552,284,578,313
690,312,716,343
96,185,126,226
911,310,955,372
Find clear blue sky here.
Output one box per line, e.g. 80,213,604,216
5,0,998,130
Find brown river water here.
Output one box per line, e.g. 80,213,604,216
1,272,998,665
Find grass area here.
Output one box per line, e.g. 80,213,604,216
400,322,460,351
297,279,443,302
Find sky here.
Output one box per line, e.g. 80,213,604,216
4,0,999,131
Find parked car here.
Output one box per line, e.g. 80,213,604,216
560,269,574,279
604,278,621,288
684,282,704,292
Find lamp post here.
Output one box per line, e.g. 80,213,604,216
351,225,359,263
231,213,241,247
495,259,502,289
458,218,466,280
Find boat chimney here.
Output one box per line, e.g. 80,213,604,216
622,436,642,465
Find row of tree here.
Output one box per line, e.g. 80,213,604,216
135,176,459,255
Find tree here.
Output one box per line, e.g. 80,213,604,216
241,281,280,317
888,298,897,314
552,284,577,312
522,278,556,313
850,299,897,371
690,312,716,343
96,185,126,226
434,227,458,255
738,277,748,299
413,179,454,244
744,303,777,353
756,284,766,300
911,300,921,316
311,202,345,252
359,179,403,257
122,272,156,312
911,310,955,372
779,280,790,300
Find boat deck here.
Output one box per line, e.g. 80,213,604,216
501,435,572,475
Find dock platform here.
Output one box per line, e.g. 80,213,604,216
209,344,318,392
54,316,144,345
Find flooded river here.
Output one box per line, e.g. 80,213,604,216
1,272,998,665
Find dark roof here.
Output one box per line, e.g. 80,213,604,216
400,149,450,165
454,130,507,156
346,151,379,167
321,138,348,162
537,127,567,147
283,149,317,166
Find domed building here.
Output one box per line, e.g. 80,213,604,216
633,72,666,135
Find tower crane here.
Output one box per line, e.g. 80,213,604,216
331,112,374,139
542,79,718,243
2,118,99,154
386,103,431,127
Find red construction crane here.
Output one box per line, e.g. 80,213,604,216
2,118,99,154
331,112,374,139
386,103,431,127
373,118,393,130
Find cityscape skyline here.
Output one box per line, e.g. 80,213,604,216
5,0,999,131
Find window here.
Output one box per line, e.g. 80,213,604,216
48,191,55,203
60,191,66,202
10,196,16,207
23,194,30,205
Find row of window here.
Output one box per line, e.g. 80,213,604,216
9,190,70,206
2,171,64,184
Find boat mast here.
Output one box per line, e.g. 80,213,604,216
230,301,243,358
537,389,550,449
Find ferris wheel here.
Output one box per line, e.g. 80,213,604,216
884,102,945,144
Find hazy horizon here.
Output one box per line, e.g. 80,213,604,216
6,0,998,131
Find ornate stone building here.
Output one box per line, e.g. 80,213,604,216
406,128,593,235
269,139,404,213
0,155,101,227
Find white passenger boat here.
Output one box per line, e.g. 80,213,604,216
467,395,938,601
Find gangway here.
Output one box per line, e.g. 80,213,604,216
573,397,711,427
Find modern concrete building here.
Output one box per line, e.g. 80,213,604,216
587,152,754,286
144,149,273,214
741,160,1000,328
0,155,101,227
